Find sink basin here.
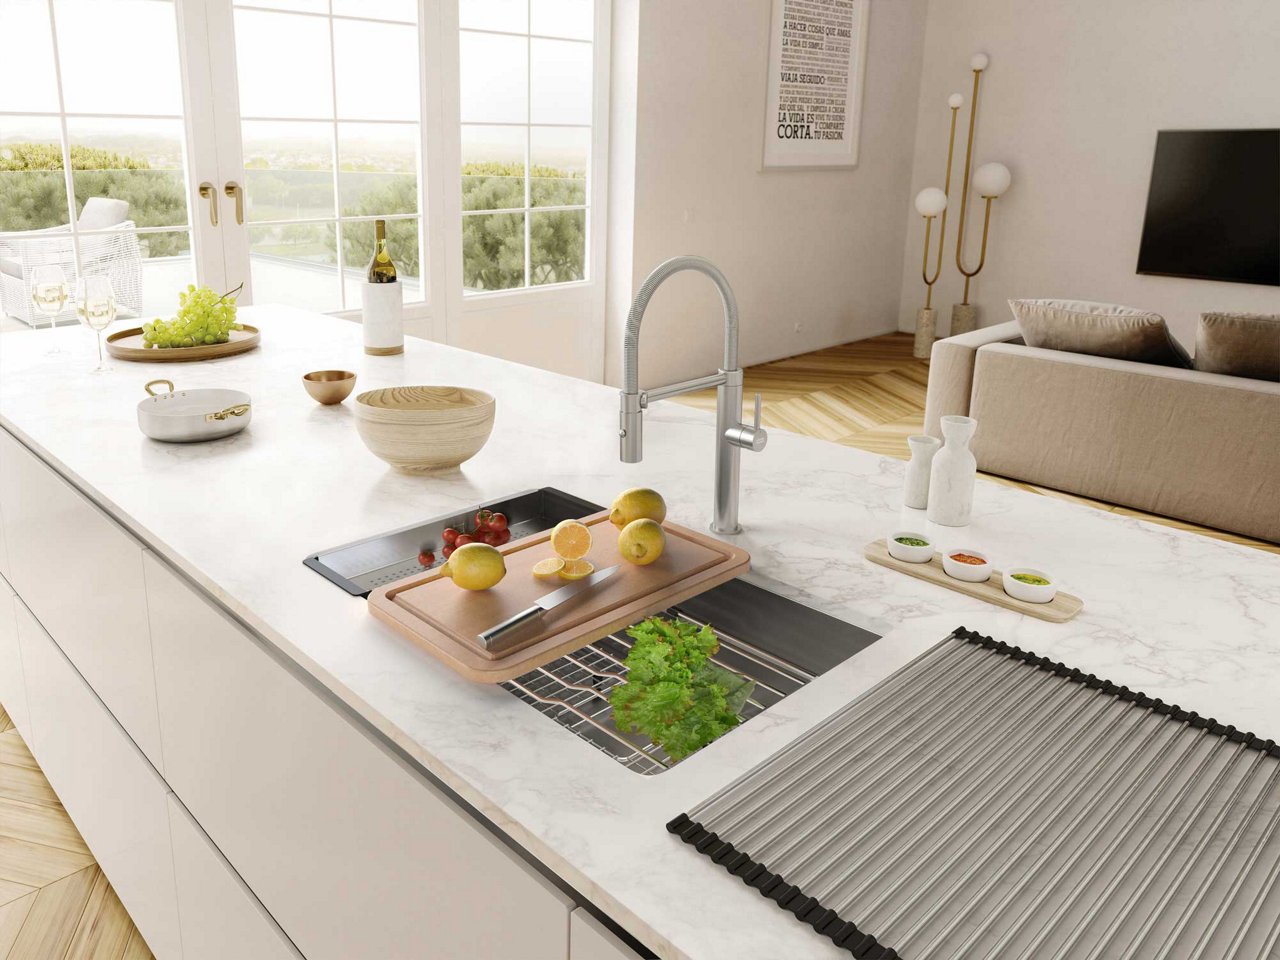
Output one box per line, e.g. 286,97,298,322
306,488,882,773
503,577,881,775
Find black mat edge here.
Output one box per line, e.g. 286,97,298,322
667,626,1280,957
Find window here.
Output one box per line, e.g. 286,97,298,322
458,0,594,293
0,0,196,321
229,0,425,314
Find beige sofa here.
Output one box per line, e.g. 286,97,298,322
923,321,1280,543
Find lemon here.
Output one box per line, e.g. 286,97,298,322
439,543,506,590
550,519,592,560
609,488,667,529
618,518,666,565
558,559,595,580
532,557,565,580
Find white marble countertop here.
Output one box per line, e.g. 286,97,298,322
2,309,1278,960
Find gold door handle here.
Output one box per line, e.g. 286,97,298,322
224,181,244,225
198,182,219,227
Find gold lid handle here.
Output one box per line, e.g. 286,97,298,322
205,403,250,423
145,379,175,397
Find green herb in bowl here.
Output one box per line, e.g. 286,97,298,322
609,616,755,762
894,536,930,547
1011,573,1050,585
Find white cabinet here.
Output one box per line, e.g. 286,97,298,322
0,429,162,767
570,910,648,960
0,577,29,738
167,796,303,960
15,599,182,960
144,552,573,960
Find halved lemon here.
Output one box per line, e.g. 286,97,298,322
558,558,595,581
532,557,566,580
549,519,592,560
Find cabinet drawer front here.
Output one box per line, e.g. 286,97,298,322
15,600,182,959
0,578,30,737
570,910,648,960
0,430,161,767
145,553,572,960
168,796,303,960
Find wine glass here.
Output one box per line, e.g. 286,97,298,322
29,264,69,355
74,275,116,373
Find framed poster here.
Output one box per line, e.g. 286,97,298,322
762,0,870,169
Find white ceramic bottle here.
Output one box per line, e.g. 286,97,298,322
927,415,978,526
903,434,941,509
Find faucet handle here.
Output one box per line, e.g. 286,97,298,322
726,393,768,453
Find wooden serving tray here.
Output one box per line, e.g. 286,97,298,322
864,539,1083,623
106,324,260,362
369,513,750,683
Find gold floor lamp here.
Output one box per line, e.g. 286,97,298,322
951,53,1012,336
912,92,963,359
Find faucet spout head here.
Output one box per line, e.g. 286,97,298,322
619,391,643,463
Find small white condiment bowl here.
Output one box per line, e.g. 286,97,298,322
887,531,934,564
942,547,992,583
1003,567,1057,604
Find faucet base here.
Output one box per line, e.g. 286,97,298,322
710,521,743,536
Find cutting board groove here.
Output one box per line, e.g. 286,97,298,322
369,513,750,682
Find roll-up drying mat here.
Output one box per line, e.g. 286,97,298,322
668,628,1280,959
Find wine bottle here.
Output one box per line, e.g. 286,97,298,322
366,219,397,284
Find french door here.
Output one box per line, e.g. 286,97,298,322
0,0,607,379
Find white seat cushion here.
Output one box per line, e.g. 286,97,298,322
77,197,130,230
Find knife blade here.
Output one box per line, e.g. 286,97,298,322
477,565,620,651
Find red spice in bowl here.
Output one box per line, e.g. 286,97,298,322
949,552,987,565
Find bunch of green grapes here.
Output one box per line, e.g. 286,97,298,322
142,283,244,349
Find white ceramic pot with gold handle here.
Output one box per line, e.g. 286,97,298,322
136,379,252,443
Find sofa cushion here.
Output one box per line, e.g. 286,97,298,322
1194,311,1280,382
1008,298,1192,368
77,197,129,230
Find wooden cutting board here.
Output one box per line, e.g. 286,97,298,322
368,512,750,683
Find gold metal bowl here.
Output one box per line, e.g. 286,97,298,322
354,386,496,472
302,370,357,405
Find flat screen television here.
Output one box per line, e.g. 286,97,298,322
1136,129,1279,287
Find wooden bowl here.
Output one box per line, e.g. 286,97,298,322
303,370,357,405
354,386,496,473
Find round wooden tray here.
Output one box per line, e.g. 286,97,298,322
106,325,260,363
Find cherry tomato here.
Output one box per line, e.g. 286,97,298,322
482,530,501,546
487,512,508,533
454,534,476,547
418,549,435,567
493,528,511,545
441,527,460,545
474,510,492,533
441,543,455,559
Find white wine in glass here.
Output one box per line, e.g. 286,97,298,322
75,276,116,373
29,264,69,355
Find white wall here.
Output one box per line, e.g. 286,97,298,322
605,0,930,389
898,0,1280,347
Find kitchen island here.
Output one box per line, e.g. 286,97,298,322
1,308,1277,960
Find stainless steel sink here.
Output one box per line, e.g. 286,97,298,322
504,578,881,775
306,489,882,774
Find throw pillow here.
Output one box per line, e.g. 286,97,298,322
77,197,130,230
1194,311,1280,382
1008,299,1192,368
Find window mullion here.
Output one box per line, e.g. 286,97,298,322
523,6,532,290
44,0,83,280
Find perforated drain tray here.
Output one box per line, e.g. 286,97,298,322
670,627,1280,959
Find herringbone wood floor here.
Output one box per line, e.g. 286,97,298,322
675,332,1279,556
0,705,153,960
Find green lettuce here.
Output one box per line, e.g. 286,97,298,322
609,616,755,762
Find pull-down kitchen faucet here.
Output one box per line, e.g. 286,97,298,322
619,256,767,535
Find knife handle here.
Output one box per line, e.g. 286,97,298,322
478,605,546,651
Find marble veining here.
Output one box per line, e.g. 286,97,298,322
2,309,1278,960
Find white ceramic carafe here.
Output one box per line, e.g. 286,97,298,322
927,415,978,526
903,434,941,509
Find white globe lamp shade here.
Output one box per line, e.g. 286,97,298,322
914,187,948,218
972,162,1011,198
970,52,990,71
947,93,964,108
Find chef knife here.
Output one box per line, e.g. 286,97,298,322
477,565,620,652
